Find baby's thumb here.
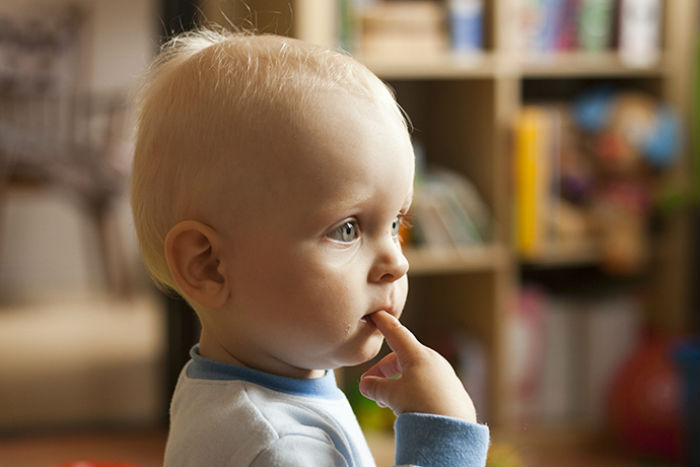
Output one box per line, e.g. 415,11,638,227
359,375,396,410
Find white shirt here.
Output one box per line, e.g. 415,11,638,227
164,345,489,466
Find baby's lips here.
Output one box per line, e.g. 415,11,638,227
361,309,381,323
362,310,399,336
367,309,397,328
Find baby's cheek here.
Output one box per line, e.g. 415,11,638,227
396,276,409,308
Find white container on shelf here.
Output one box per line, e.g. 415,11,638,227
618,0,662,67
448,0,483,55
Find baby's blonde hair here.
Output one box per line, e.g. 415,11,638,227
130,28,406,292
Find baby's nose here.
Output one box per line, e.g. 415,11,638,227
370,241,409,283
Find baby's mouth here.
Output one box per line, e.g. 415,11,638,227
361,311,379,324
362,308,392,324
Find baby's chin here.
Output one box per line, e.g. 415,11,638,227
309,331,385,371
340,333,385,368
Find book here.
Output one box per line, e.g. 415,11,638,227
580,294,641,424
506,287,642,426
505,286,547,423
516,0,617,55
357,1,449,57
513,104,589,259
537,294,585,423
514,106,550,257
410,167,490,248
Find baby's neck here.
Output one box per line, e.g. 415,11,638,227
198,330,325,380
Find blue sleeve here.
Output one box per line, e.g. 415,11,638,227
394,413,490,467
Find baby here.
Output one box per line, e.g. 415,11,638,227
131,29,489,466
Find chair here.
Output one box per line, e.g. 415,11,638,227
0,6,133,295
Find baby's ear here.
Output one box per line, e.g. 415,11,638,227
164,220,228,309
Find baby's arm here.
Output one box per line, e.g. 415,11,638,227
359,311,490,466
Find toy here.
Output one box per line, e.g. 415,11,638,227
486,441,524,467
573,89,679,273
574,88,679,170
607,333,684,462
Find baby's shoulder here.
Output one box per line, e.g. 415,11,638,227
167,377,370,466
166,380,281,465
173,376,337,433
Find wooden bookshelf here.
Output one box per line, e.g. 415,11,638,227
519,239,601,267
204,0,698,446
357,51,669,80
358,52,497,79
405,244,508,275
518,51,669,78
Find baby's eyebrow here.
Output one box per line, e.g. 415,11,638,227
304,197,368,228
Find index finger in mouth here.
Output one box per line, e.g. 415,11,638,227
368,310,422,362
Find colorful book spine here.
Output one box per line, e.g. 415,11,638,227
514,107,544,256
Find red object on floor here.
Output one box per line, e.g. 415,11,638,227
607,333,684,461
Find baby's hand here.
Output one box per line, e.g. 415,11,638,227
359,311,477,423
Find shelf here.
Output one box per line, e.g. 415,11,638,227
355,51,667,81
357,52,496,80
405,244,508,275
520,239,601,267
519,52,667,78
285,0,697,436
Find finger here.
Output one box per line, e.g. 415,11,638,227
369,311,422,362
358,374,397,408
361,352,401,379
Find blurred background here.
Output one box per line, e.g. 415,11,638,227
0,1,697,466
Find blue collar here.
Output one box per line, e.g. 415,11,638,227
186,345,345,400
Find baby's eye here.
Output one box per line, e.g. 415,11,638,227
328,220,359,243
391,216,402,237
